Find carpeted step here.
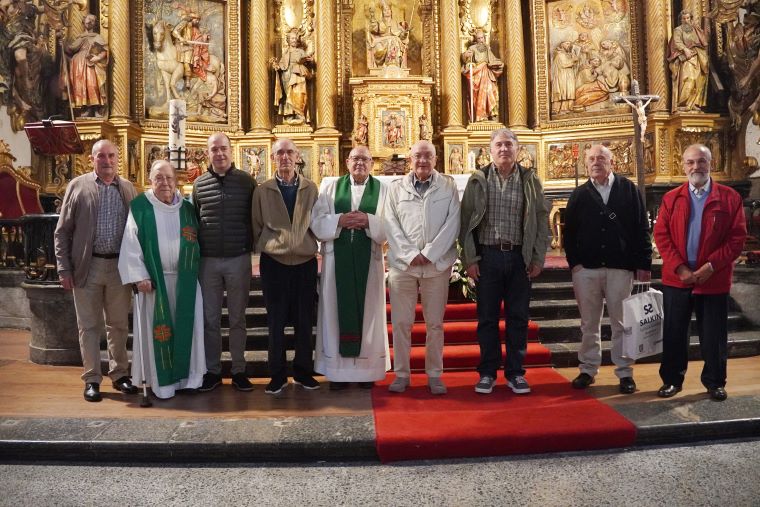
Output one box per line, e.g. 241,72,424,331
387,320,540,345
372,368,636,462
393,342,552,371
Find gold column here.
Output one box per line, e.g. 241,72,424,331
109,0,130,120
681,0,703,18
504,0,528,127
439,0,463,129
645,0,670,111
249,0,271,132
315,0,337,131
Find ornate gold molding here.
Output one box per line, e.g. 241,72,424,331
315,0,337,131
645,0,671,112
504,0,527,127
109,0,130,119
249,0,272,131
440,0,463,128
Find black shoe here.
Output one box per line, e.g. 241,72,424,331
265,378,288,395
619,377,636,394
329,382,349,391
231,373,254,392
198,373,222,392
708,387,728,401
112,376,138,394
657,384,682,398
572,373,595,389
358,382,375,389
84,382,101,402
293,376,321,390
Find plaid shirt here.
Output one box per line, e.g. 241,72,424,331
478,165,523,246
92,177,127,254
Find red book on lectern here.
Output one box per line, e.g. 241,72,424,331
24,120,85,155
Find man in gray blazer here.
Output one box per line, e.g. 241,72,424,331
55,139,138,402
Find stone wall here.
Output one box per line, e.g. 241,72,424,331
0,270,30,329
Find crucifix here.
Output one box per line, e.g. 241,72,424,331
168,99,188,173
613,80,660,208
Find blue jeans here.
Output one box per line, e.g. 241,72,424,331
476,247,531,379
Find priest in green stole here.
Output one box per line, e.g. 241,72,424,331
119,160,206,399
311,146,390,389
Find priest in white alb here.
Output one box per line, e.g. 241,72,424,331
119,160,206,399
311,145,390,390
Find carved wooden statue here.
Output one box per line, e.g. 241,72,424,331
461,28,503,122
668,10,709,112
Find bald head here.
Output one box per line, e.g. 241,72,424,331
585,144,613,184
207,132,232,174
410,140,437,181
271,138,299,182
90,139,119,183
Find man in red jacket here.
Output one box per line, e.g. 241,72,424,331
653,144,746,401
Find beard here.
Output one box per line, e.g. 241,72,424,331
688,171,709,187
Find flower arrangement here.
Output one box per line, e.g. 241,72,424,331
449,251,477,301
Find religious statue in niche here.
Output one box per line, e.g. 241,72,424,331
475,147,491,170
366,0,411,69
516,145,535,169
448,146,464,174
382,110,405,149
243,147,266,183
271,28,314,125
668,10,709,112
547,0,633,117
461,28,504,123
144,1,227,122
64,14,109,118
711,0,760,129
318,147,335,178
353,113,369,146
418,114,430,141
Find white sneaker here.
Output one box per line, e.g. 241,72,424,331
388,377,409,393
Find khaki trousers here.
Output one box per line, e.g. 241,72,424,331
388,267,449,379
572,267,634,379
72,257,132,384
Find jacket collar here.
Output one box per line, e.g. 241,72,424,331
675,180,723,207
402,169,440,193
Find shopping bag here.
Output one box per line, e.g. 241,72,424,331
622,285,664,360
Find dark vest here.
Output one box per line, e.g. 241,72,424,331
192,165,255,257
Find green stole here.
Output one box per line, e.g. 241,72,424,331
130,193,200,386
333,175,380,357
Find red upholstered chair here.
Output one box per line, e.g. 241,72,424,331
0,150,43,220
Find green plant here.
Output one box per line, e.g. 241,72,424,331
449,253,477,301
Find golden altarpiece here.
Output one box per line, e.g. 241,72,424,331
1,0,758,220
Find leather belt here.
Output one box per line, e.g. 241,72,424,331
485,242,521,252
92,252,119,259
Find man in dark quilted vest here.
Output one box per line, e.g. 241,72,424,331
192,132,256,392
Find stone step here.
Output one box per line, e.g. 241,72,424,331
105,329,760,379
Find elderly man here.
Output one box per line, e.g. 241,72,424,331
460,128,548,395
564,145,652,394
385,140,460,395
252,138,320,395
192,132,256,392
654,144,746,401
311,146,390,390
119,160,206,399
54,139,138,402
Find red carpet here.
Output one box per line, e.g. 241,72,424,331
372,368,637,462
388,320,540,344
393,342,551,371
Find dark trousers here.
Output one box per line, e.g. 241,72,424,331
659,286,728,390
259,253,318,382
476,248,532,379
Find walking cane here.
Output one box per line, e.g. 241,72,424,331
132,285,153,408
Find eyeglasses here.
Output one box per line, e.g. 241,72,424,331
411,154,435,161
349,156,372,163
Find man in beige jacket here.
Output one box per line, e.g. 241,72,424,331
54,139,138,402
252,138,320,395
384,140,461,395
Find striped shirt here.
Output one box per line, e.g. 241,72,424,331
92,177,127,254
478,165,523,246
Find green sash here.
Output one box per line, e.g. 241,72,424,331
130,193,200,386
334,175,380,357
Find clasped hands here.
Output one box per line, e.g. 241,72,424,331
338,211,369,230
677,263,714,286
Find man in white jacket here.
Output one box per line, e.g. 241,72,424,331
384,140,461,394
311,146,390,389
